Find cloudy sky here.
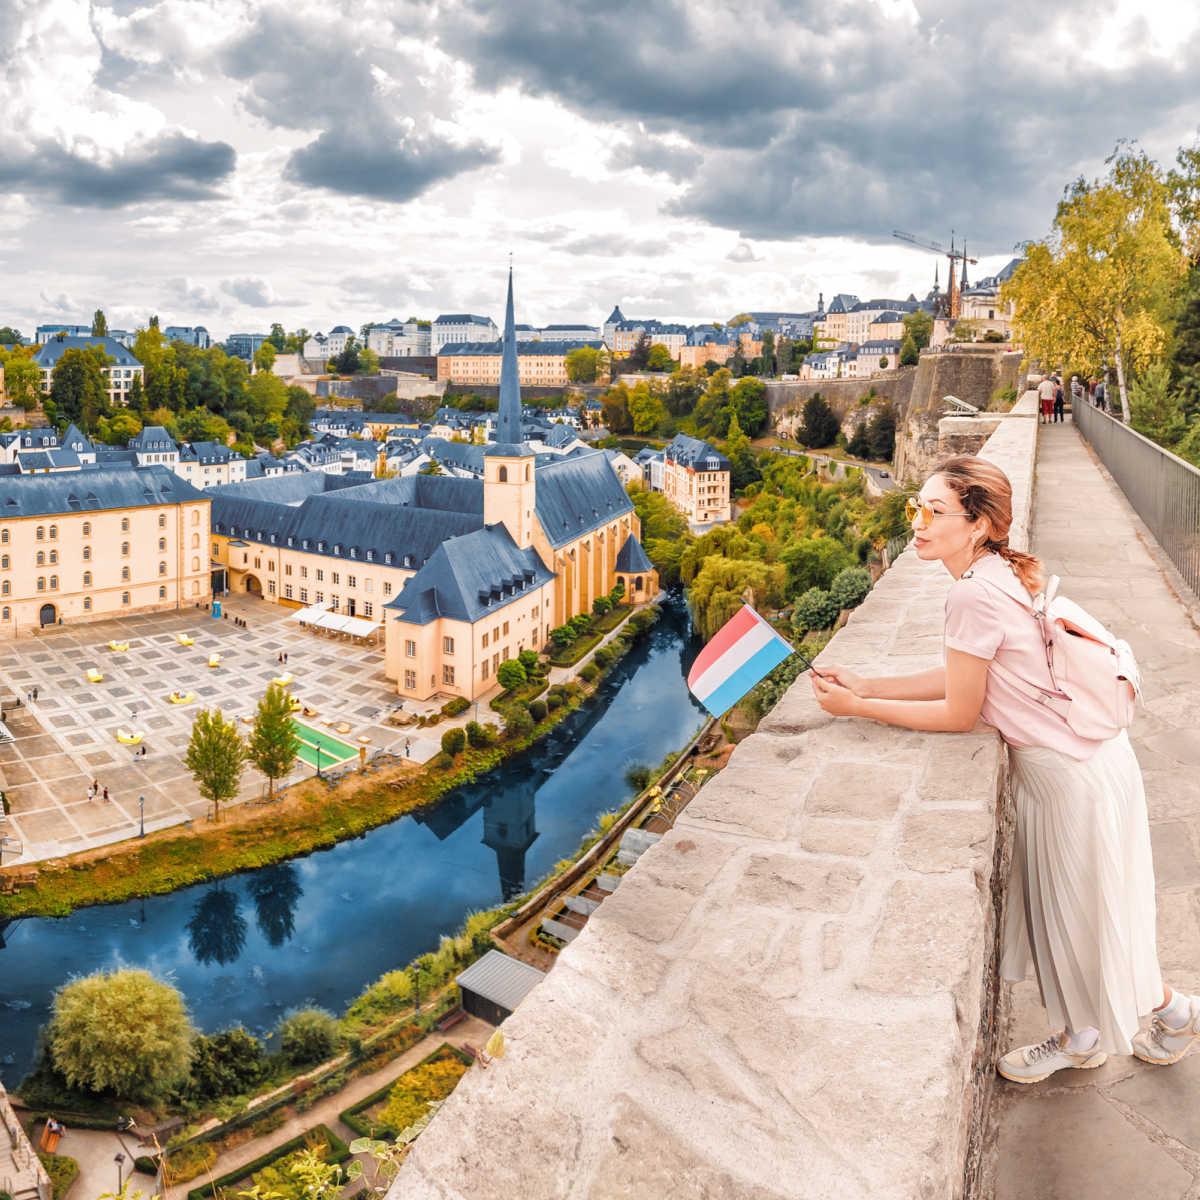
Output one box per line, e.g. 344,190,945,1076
2,0,1198,340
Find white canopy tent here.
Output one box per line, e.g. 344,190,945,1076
288,601,380,640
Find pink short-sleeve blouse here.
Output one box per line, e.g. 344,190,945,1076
943,552,1105,761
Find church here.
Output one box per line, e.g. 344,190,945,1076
381,270,657,702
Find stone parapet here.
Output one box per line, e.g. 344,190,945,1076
390,403,1038,1199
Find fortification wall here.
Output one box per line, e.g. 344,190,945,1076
388,396,1039,1200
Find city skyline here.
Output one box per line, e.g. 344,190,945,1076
4,0,1198,335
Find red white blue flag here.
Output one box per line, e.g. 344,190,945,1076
687,604,793,716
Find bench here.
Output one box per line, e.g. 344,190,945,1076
436,1007,467,1032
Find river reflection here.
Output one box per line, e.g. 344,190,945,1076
0,597,704,1083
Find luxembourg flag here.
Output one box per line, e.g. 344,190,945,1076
687,604,793,717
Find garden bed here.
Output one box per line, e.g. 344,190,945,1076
340,1044,472,1139
186,1124,349,1200
37,1151,79,1200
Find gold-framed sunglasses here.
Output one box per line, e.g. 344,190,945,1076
905,498,973,525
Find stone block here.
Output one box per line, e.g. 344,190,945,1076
586,876,699,945
1108,1052,1200,1150
858,878,984,996
992,1088,1192,1200
735,853,863,913
1149,821,1200,889
800,818,879,857
916,733,1003,806
631,828,731,895
807,761,910,820
680,764,804,841
899,810,995,874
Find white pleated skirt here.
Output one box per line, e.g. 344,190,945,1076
1000,729,1163,1055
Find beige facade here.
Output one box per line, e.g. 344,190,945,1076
438,345,604,388
663,459,731,524
610,327,688,357
0,490,210,638
677,333,762,369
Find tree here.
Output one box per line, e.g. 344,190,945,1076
331,337,360,375
626,333,652,370
688,557,787,638
1003,146,1179,421
278,1008,340,1065
246,369,288,425
440,727,466,756
518,648,539,671
0,347,41,410
646,343,674,372
268,322,287,350
185,708,246,821
950,317,981,342
829,566,872,610
96,409,143,445
183,1028,265,1103
248,683,299,796
899,333,920,366
601,382,632,433
730,376,769,435
729,342,747,377
665,364,704,415
566,345,602,382
798,392,840,448
0,326,23,343
50,345,109,428
792,587,839,633
758,330,777,376
628,381,666,433
91,309,108,337
628,484,692,587
866,407,896,460
846,420,871,458
149,314,159,329
253,341,277,372
780,536,854,595
724,412,761,491
357,347,379,374
47,969,193,1100
902,308,933,351
496,659,527,691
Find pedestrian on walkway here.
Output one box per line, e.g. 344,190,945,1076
405,738,411,758
811,454,1196,1084
91,777,99,796
283,651,288,665
1053,379,1065,423
1095,378,1107,411
87,783,94,802
1037,375,1055,424
1070,375,1083,416
32,686,38,701
102,786,110,803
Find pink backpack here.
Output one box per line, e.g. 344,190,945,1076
964,570,1141,740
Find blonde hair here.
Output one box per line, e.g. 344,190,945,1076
931,455,1043,593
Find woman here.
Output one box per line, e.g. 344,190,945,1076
811,455,1198,1083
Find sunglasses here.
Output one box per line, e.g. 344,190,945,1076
905,498,973,525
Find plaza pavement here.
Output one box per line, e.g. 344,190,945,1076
989,418,1200,1197
0,594,417,864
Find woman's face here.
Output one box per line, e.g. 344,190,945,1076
910,474,985,570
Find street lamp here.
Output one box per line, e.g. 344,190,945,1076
315,741,322,780
114,1152,126,1192
138,795,145,839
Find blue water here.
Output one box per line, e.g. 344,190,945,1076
0,599,704,1084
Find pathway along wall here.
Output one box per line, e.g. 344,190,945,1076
389,404,1039,1200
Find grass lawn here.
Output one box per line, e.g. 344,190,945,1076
291,720,358,769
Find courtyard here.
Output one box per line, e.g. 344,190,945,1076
0,594,417,864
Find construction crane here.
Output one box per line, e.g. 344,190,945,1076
892,230,979,319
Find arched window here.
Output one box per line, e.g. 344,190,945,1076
192,510,199,525
191,556,200,571
83,546,91,561
191,580,199,595
634,576,643,590
525,464,530,481
37,577,45,591
191,533,199,548
36,526,44,540
83,597,91,611
498,466,507,482
158,537,166,551
121,542,129,556
159,561,167,576
158,513,166,528
0,554,7,570
49,550,57,564
49,525,57,539
81,522,90,536
122,591,130,605
159,585,166,599
1,581,8,596
83,571,91,586
0,529,7,543
1,607,8,620
49,575,58,590
121,518,129,532
122,566,130,581
36,551,44,566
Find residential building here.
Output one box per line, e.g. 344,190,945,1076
602,305,627,344
542,323,599,340
31,336,144,406
431,314,498,354
610,320,689,359
129,426,179,470
177,441,249,489
366,320,432,357
437,340,607,388
661,433,731,524
0,467,211,637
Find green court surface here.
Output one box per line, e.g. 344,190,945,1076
291,720,358,769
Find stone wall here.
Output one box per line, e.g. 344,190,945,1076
389,402,1038,1200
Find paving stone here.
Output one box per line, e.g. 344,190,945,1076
1108,1052,1200,1149
1141,727,1200,768
1149,821,1200,889
807,761,909,819
735,853,863,913
681,766,803,841
1154,889,1200,973
799,818,879,857
993,1088,1192,1200
898,810,995,873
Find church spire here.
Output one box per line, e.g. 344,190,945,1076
496,265,523,447
960,242,969,290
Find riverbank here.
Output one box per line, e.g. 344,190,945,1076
0,607,662,921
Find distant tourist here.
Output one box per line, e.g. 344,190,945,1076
1095,378,1107,411
102,786,110,803
1070,376,1083,417
811,454,1195,1084
1037,376,1056,424
1053,379,1065,423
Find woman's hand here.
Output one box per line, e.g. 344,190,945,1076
813,666,869,696
811,671,862,717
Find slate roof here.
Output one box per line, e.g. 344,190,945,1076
0,466,204,518
604,305,626,324
533,449,635,550
664,433,730,472
385,524,554,626
869,311,904,324
615,534,653,574
434,314,494,325
129,426,177,451
326,474,484,514
31,335,143,369
213,473,366,504
859,339,902,353
60,424,93,452
420,437,486,475
180,441,240,464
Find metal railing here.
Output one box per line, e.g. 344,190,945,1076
1074,399,1200,600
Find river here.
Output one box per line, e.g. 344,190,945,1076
0,598,704,1084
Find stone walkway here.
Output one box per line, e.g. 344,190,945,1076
989,420,1200,1198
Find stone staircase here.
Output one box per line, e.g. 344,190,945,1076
0,1085,50,1200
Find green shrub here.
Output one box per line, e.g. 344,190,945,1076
134,1155,158,1176
593,646,613,668
829,566,872,611
579,663,599,683
277,1008,340,1066
527,699,547,721
545,691,563,711
569,614,591,634
549,624,575,647
518,648,539,672
36,1153,79,1200
166,1140,218,1184
440,728,466,757
504,706,535,739
592,595,612,616
792,587,839,633
496,659,527,691
425,712,441,727
441,697,470,717
431,751,454,769
181,1026,264,1104
465,720,494,748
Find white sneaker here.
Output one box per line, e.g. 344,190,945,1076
1133,996,1200,1066
997,1032,1107,1084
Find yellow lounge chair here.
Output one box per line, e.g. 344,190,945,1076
357,735,371,744
288,697,302,712
116,728,143,745
177,634,194,646
208,654,222,668
302,705,319,718
336,722,352,734
87,668,103,683
272,673,292,685
168,691,195,704
108,640,129,652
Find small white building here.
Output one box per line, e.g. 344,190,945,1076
431,313,498,354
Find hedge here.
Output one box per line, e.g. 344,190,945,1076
37,1152,79,1200
339,1044,472,1139
186,1124,349,1200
